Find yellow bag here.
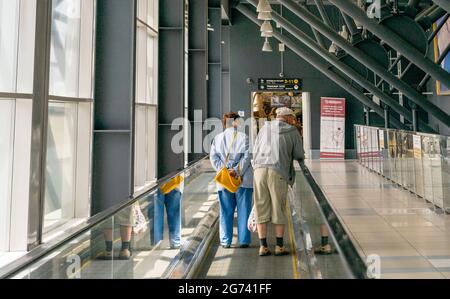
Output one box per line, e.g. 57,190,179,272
160,175,184,195
214,132,242,193
214,166,242,193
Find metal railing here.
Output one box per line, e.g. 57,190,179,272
355,125,450,213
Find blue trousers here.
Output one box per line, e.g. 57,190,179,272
152,189,182,247
218,188,253,246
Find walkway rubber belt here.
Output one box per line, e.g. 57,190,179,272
433,0,450,14
246,0,433,133
236,4,405,130
327,0,450,90
277,0,450,129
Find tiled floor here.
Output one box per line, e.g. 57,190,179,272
306,160,450,279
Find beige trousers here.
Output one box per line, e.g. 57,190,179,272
253,168,288,225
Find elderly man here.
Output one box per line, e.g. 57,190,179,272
252,107,305,256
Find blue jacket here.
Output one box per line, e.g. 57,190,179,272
210,127,253,190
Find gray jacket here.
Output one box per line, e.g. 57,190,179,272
252,120,305,186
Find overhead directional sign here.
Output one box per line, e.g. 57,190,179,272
258,78,302,91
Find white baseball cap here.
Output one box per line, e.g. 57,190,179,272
276,107,295,117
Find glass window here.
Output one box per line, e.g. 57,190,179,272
147,0,158,29
147,35,157,105
147,107,157,181
0,0,20,92
44,102,78,230
0,100,15,252
43,0,95,233
134,105,158,189
49,0,81,97
134,2,158,191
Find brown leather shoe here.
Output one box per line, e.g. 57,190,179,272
275,245,289,256
259,246,272,256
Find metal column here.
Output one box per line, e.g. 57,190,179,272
92,0,136,214
411,103,419,132
27,0,53,250
384,105,390,129
208,5,222,118
158,0,186,177
188,0,208,162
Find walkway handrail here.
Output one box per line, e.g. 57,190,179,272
0,155,209,279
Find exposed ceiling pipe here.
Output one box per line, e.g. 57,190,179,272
405,0,423,17
415,3,437,21
426,6,446,23
277,0,450,128
427,13,449,43
313,0,333,28
432,0,450,14
408,0,422,8
378,12,450,89
418,41,450,89
327,0,450,89
340,10,358,37
246,0,434,132
235,3,407,130
302,3,327,48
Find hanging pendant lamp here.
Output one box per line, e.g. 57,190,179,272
257,0,272,13
258,11,272,20
262,38,273,52
260,20,273,33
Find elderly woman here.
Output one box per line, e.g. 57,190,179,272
210,112,253,248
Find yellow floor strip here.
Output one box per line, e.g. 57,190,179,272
286,202,300,279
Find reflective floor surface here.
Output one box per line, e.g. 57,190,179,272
307,160,450,279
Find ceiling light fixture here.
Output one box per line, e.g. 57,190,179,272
257,0,272,13
261,30,273,38
260,20,273,33
262,38,273,52
258,11,272,21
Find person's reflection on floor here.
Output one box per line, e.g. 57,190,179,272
101,209,135,260
151,175,184,250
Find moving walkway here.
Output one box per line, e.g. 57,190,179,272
0,157,367,279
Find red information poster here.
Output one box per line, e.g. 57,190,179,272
320,97,346,159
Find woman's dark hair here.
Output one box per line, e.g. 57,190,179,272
222,112,240,128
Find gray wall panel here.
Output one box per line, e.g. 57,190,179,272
92,0,136,214
158,0,186,176
188,52,208,120
160,0,184,27
91,133,132,213
159,30,184,124
158,125,185,176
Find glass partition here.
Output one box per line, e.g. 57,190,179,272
355,125,450,212
442,137,450,212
